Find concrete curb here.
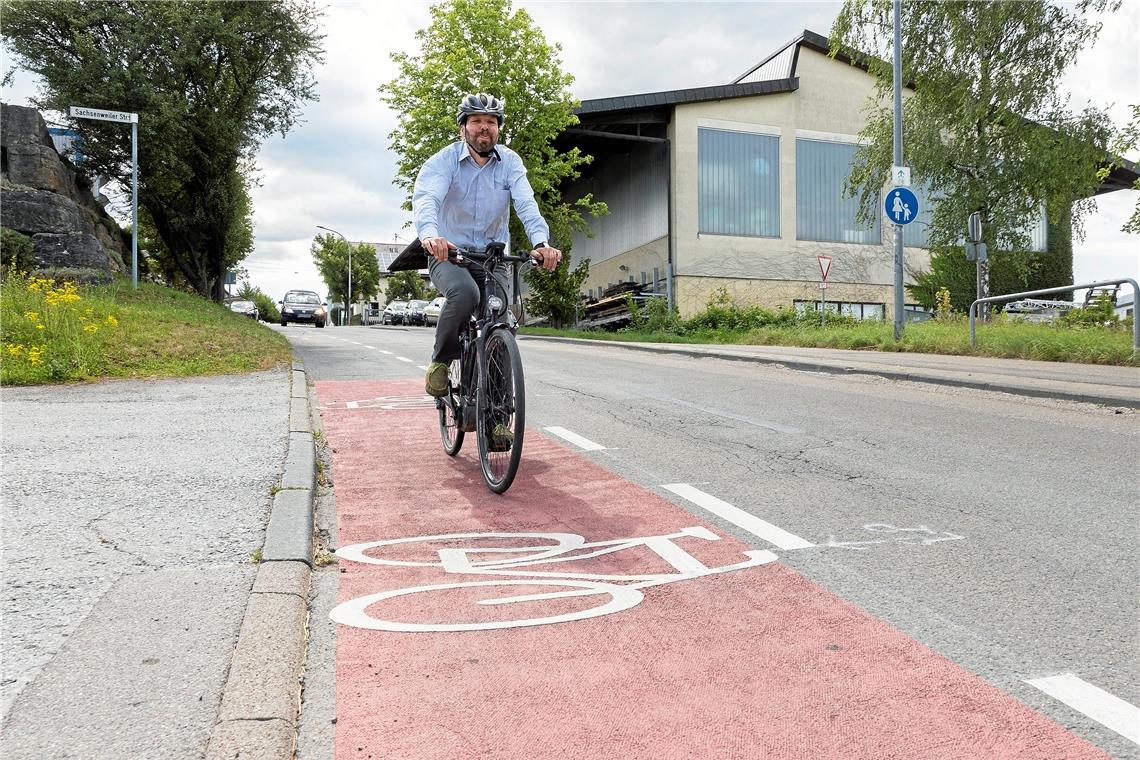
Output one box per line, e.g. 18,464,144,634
523,335,1140,409
205,360,315,760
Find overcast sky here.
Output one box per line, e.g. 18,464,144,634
3,0,1136,303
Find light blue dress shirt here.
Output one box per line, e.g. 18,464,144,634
412,141,550,252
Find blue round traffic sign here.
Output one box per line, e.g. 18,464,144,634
884,187,919,226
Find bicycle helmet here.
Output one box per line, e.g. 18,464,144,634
456,93,505,126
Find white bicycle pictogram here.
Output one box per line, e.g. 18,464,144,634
330,526,777,632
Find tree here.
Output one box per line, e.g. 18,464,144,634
378,0,607,252
1,0,324,301
522,256,589,327
385,270,431,302
831,0,1120,311
310,234,381,308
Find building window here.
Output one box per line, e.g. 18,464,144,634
796,139,880,244
698,128,780,238
794,299,886,320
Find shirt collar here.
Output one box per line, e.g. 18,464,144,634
456,141,501,164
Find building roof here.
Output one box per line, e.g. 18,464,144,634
576,78,798,118
361,241,403,272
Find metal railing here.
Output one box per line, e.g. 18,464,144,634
969,278,1139,352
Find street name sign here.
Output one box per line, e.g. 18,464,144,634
885,186,919,226
70,106,138,124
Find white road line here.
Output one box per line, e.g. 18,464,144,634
544,426,606,451
378,350,393,355
346,401,359,409
396,357,413,363
418,365,430,371
1027,674,1140,746
661,483,813,550
349,341,362,345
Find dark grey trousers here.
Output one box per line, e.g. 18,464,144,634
427,257,510,364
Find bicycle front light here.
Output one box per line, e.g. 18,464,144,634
487,296,505,314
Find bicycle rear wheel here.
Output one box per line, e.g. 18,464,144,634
477,329,524,493
438,359,464,456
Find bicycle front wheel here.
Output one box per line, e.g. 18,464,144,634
477,329,524,493
438,359,464,456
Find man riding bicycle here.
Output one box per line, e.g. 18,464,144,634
412,92,562,398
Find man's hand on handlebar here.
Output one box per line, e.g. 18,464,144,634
423,236,455,262
531,244,562,271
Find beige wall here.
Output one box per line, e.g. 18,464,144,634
584,236,669,295
673,47,928,317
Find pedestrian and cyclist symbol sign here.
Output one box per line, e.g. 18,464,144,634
885,187,919,226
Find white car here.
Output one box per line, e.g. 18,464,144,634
423,296,446,326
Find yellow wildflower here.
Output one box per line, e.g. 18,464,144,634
5,344,24,356
27,347,43,365
84,324,98,333
104,315,119,327
24,311,38,321
36,324,45,330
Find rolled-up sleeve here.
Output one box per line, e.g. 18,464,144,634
505,153,550,247
412,150,451,241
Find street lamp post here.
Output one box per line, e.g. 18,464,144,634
317,225,351,325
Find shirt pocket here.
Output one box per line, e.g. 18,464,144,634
487,188,511,222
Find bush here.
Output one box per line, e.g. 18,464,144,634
1061,293,1120,328
1,227,36,276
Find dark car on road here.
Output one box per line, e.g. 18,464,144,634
405,299,429,326
280,290,327,328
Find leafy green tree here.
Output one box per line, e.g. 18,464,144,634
1,0,323,301
378,0,607,252
311,234,381,308
831,0,1120,310
385,270,430,302
522,255,589,327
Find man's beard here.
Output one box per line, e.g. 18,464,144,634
465,126,496,156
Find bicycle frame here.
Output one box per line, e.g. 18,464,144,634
446,243,531,433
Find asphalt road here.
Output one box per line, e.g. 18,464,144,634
282,322,1138,759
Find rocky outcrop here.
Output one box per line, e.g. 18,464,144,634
1,103,128,279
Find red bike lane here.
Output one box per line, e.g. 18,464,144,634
317,378,1109,760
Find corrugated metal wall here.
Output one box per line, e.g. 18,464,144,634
569,141,668,263
698,128,781,238
796,139,880,244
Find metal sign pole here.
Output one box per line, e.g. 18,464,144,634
892,0,904,339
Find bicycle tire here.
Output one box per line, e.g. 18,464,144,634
477,329,524,493
438,358,464,456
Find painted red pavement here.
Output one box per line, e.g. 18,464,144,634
318,378,1109,760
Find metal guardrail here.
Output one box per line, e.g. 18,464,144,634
969,278,1139,352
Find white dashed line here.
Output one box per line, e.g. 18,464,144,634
418,365,430,371
378,350,393,355
1027,674,1140,746
661,483,813,550
544,426,606,451
346,401,359,409
396,357,413,363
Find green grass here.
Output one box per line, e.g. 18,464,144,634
522,316,1138,366
2,271,291,385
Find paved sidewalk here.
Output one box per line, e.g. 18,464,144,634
525,337,1140,408
0,362,317,760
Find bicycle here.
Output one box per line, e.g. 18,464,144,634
434,242,535,493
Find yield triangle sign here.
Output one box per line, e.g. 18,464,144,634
818,255,832,281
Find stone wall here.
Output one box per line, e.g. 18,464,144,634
1,103,128,280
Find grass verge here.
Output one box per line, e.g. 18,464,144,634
2,272,291,385
522,317,1138,366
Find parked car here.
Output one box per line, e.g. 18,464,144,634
279,290,327,328
381,300,408,325
405,299,429,326
423,296,446,326
228,299,259,320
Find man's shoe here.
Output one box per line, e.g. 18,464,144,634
425,362,450,397
488,422,512,452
